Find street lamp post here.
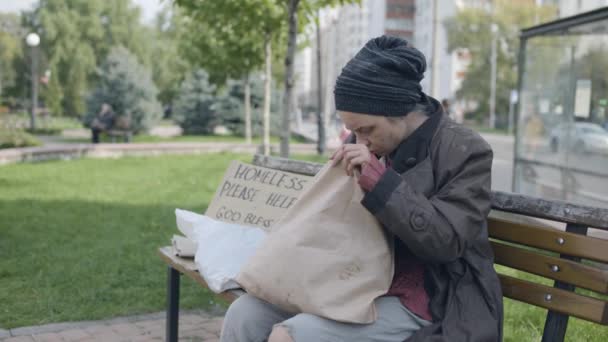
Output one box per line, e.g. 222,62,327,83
26,32,40,131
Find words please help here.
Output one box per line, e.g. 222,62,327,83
205,161,314,231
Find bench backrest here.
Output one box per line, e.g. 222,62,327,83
488,193,608,342
252,154,608,342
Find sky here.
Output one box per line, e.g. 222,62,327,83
0,0,164,24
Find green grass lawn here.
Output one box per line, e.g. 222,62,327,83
496,265,608,341
0,153,606,341
0,153,324,329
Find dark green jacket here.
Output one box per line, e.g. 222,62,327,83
361,107,503,341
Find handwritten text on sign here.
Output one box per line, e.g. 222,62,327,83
205,161,314,231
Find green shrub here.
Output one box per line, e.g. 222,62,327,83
84,46,162,134
0,129,41,149
25,127,63,135
214,76,283,137
173,69,218,134
214,79,261,137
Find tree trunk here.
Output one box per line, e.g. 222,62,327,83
315,14,326,155
244,73,252,144
281,0,301,158
263,36,272,156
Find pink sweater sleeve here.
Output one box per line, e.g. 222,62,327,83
358,155,387,192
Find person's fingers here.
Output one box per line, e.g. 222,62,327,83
343,149,362,160
336,144,370,174
332,152,343,166
346,158,354,176
330,145,344,159
344,150,369,176
341,143,362,152
349,155,370,168
347,155,369,175
346,161,363,177
331,146,345,166
344,148,370,164
343,150,361,173
330,147,340,160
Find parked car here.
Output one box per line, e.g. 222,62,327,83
549,122,608,154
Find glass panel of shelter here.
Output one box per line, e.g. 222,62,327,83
515,17,608,209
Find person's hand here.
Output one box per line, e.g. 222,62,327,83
330,144,372,177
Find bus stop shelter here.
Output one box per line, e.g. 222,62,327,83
514,7,608,209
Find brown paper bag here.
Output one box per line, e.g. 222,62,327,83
236,161,394,324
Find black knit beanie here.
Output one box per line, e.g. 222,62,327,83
334,35,428,116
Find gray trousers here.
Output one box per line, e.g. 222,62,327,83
220,294,430,342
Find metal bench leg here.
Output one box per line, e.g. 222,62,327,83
542,311,569,342
166,266,180,342
541,223,588,342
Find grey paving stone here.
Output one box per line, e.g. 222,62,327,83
0,329,10,339
2,311,225,342
3,336,35,342
31,332,63,342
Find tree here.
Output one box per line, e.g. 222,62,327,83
0,13,24,104
280,0,359,157
214,79,260,137
215,76,285,137
150,6,191,108
176,0,357,156
172,69,218,135
175,0,284,149
85,46,161,133
444,0,556,127
24,0,152,117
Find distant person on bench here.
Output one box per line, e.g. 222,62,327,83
91,103,115,143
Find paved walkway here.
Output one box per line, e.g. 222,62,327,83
0,310,223,342
0,125,334,166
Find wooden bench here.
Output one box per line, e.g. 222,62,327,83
106,129,132,143
158,154,608,342
106,116,132,143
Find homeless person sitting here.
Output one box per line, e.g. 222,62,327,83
220,35,503,342
90,103,115,144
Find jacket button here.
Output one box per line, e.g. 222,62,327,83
410,211,427,231
405,157,417,166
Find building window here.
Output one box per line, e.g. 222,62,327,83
385,18,414,31
386,3,416,16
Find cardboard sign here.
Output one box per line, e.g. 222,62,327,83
205,160,314,231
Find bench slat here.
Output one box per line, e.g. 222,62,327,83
252,154,322,176
250,155,608,231
492,241,608,294
488,217,608,263
157,247,240,303
491,191,608,230
499,274,608,325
